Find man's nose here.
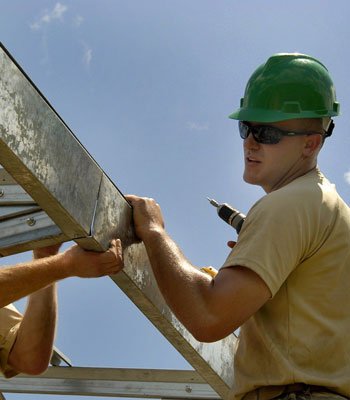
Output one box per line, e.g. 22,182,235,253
243,131,260,149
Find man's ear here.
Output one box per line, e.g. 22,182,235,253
303,134,323,156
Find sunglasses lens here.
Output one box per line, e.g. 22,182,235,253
257,127,281,144
238,122,282,144
239,121,249,139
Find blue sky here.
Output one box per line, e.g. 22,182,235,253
1,1,350,399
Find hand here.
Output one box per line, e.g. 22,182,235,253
33,243,62,259
61,239,124,278
126,195,165,240
227,241,236,249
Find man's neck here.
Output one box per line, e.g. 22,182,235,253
264,161,317,193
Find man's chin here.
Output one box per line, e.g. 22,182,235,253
243,173,259,185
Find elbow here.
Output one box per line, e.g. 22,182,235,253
191,327,228,343
186,319,239,343
9,352,51,376
16,360,50,375
22,361,50,375
191,330,218,343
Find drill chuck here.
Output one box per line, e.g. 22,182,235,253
207,198,246,234
217,204,245,234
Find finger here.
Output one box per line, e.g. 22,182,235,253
116,239,123,261
111,239,124,265
109,238,117,249
125,194,140,205
107,239,122,257
101,241,123,266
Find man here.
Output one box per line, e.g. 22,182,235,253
0,239,123,377
126,53,350,400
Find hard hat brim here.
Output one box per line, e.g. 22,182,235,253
229,107,340,123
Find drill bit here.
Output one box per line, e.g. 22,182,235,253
207,197,219,208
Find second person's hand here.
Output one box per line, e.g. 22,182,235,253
59,239,124,278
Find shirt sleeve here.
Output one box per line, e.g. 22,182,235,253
0,304,22,378
221,190,309,296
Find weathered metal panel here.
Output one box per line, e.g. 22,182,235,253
0,367,221,399
0,205,41,220
90,173,136,249
0,43,102,239
0,184,36,204
74,173,136,251
0,165,17,184
0,177,66,254
0,210,66,256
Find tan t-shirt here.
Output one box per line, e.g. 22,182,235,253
221,168,350,400
0,304,21,378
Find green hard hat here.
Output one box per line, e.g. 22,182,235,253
229,53,340,123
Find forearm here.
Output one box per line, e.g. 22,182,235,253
142,228,214,333
0,254,68,308
8,284,57,374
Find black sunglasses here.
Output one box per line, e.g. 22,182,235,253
239,121,327,145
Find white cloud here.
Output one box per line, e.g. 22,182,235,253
30,22,41,31
52,3,68,19
30,4,91,71
83,47,93,67
30,2,68,30
73,15,84,27
344,170,350,185
187,122,209,131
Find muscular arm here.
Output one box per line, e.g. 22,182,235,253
5,240,123,375
8,284,58,374
0,240,123,308
7,245,60,374
0,255,69,309
127,195,271,342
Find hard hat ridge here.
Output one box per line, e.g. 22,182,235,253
229,53,340,123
